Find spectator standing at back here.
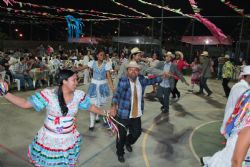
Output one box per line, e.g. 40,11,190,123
222,55,234,98
119,52,127,66
123,46,128,55
240,59,248,72
58,45,63,55
217,54,227,80
47,45,54,56
198,51,213,96
37,44,45,57
82,50,91,85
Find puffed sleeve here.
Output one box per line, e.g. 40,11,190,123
78,90,91,110
28,89,50,112
105,62,112,71
88,60,94,68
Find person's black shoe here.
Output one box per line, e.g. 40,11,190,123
200,157,204,166
207,92,213,97
160,106,164,111
162,110,169,114
26,87,34,91
89,127,94,131
117,155,125,163
126,144,133,152
95,119,100,123
21,88,26,92
196,92,204,95
177,93,180,98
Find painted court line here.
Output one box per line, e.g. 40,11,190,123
142,112,174,167
0,102,11,105
0,139,115,167
142,114,221,167
188,120,222,162
142,123,155,167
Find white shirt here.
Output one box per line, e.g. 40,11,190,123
220,79,250,137
83,55,90,65
129,78,142,118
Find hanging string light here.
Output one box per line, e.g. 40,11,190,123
187,0,227,42
9,1,144,19
136,0,194,19
221,1,244,16
135,0,227,42
110,0,153,18
188,0,201,13
0,5,119,22
2,0,15,6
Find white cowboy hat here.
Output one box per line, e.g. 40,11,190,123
126,61,141,70
175,51,184,59
201,51,209,56
130,47,142,56
224,54,230,59
240,66,250,77
164,51,175,58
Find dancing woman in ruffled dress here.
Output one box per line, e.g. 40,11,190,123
0,69,113,167
202,90,250,167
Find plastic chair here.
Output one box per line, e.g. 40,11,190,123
5,74,21,91
14,79,21,91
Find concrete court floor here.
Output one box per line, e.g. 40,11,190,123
0,77,229,167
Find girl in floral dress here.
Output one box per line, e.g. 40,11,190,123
189,57,201,92
1,69,113,167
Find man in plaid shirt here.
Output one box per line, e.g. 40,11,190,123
111,61,163,163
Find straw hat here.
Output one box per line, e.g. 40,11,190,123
224,54,230,59
126,61,141,70
164,51,175,58
201,51,209,56
130,47,142,56
175,51,184,59
240,66,250,77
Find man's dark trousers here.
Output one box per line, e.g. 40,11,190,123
116,117,141,156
